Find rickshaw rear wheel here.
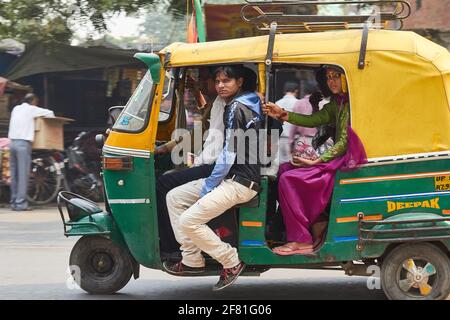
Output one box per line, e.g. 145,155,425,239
70,236,133,295
381,243,450,300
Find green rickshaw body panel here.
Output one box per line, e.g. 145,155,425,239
239,158,450,266
102,153,161,269
65,212,128,249
239,178,361,265
333,158,450,255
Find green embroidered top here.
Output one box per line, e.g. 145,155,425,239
287,100,349,162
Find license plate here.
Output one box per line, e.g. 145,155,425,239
435,175,450,191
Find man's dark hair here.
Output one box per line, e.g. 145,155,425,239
242,67,257,92
283,81,299,94
213,65,257,92
23,93,38,104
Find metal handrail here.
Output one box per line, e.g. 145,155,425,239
356,213,450,249
361,216,450,225
241,0,411,32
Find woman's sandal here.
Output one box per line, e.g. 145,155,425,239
272,242,314,256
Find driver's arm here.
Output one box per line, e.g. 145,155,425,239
154,131,191,155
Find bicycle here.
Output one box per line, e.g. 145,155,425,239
27,150,65,205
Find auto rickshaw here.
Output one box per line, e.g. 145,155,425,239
58,1,450,300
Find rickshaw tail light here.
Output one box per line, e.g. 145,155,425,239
102,156,133,171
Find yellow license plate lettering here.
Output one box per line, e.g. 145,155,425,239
435,175,450,191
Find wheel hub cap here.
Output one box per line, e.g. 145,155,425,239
399,258,436,297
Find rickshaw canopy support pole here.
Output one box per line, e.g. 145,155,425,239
265,22,277,128
358,23,370,69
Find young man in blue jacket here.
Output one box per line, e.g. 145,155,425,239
164,65,263,291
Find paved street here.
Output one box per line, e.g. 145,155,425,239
0,205,388,300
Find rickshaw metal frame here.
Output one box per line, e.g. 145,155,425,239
241,0,411,32
358,214,450,249
57,191,110,237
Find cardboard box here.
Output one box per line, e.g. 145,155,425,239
33,117,74,151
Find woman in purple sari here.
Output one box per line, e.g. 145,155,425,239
263,66,367,255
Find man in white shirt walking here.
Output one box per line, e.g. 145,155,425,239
8,93,54,211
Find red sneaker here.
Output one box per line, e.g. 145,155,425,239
213,262,246,291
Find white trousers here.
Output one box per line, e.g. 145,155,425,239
167,178,257,269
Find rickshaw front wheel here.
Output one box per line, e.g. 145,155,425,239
70,236,133,295
381,243,450,300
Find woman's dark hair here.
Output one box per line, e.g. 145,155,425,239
315,67,333,98
213,65,257,92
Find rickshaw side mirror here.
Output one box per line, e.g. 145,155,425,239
95,134,105,149
108,106,124,125
134,53,162,84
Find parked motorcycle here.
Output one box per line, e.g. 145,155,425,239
62,132,103,202
27,132,103,204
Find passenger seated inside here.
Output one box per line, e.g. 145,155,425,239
155,67,225,256
163,65,263,291
265,67,333,245
155,65,262,259
263,65,367,256
289,68,335,163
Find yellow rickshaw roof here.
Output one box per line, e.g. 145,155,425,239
161,29,450,159
161,29,448,73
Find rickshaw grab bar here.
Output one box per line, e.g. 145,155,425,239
57,191,109,237
360,226,450,234
357,214,450,249
361,216,450,225
359,235,450,244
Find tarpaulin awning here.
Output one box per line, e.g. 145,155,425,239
0,76,31,96
5,42,142,80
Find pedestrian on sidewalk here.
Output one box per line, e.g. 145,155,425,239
8,93,54,211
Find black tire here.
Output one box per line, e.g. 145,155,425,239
69,236,133,294
381,243,450,300
28,155,61,205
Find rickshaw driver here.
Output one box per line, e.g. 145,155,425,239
155,68,226,255
163,65,263,291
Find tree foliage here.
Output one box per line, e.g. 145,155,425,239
0,0,186,44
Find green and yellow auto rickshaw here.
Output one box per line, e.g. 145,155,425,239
58,1,450,300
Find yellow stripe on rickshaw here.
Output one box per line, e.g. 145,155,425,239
336,215,383,223
242,221,263,227
340,171,450,185
443,210,450,215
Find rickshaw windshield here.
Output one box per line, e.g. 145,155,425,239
113,71,155,132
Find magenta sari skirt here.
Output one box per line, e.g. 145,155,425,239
278,127,367,244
